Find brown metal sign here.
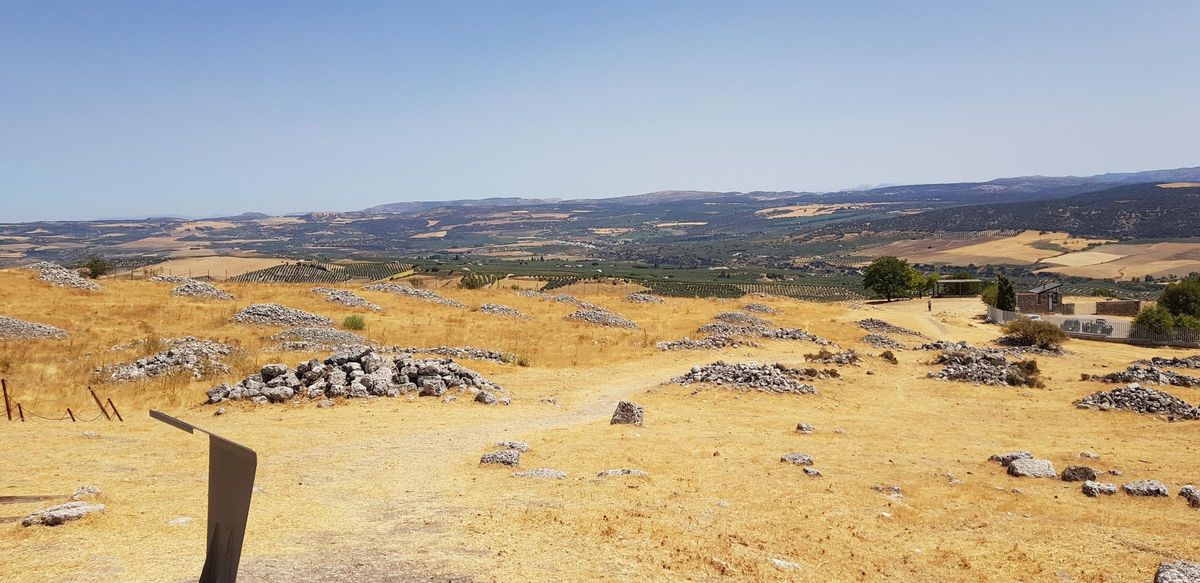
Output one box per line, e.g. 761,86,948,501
151,410,257,583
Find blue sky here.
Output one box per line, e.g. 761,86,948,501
2,1,1199,221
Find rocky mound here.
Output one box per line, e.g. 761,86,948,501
149,274,195,284
917,340,975,351
655,335,760,351
927,348,1041,387
1138,356,1200,369
565,308,639,329
671,361,818,394
1156,561,1200,583
858,318,924,337
269,327,365,351
171,280,235,300
0,315,67,340
625,292,663,304
28,263,102,291
99,337,236,381
205,346,508,405
1074,383,1200,420
743,303,780,315
479,303,531,319
1083,365,1200,388
695,320,829,345
364,283,466,308
312,288,381,311
864,334,906,349
232,303,332,327
381,346,522,365
805,349,861,366
714,311,771,328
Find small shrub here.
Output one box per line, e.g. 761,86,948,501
1134,306,1175,333
342,315,366,331
83,255,113,279
1002,318,1068,349
880,350,898,365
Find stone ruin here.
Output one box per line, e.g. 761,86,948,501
171,280,235,300
625,292,664,304
1074,383,1200,420
23,261,102,291
268,326,366,351
312,287,381,311
232,303,332,327
1083,365,1200,388
858,318,924,337
671,361,820,395
480,303,531,319
363,283,466,308
927,348,1042,387
565,307,639,329
98,337,237,381
204,345,508,406
0,315,67,340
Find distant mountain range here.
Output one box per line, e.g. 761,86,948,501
359,166,1200,213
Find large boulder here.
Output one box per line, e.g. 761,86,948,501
1124,480,1169,497
481,450,520,466
260,364,289,381
1081,481,1118,497
988,451,1033,466
610,401,644,425
780,452,814,466
1061,465,1098,482
1156,561,1200,583
1180,485,1200,508
1007,458,1056,478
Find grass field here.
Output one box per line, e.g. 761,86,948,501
859,231,1115,266
2,269,1199,581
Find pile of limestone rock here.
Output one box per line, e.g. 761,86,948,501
150,274,194,284
1083,365,1200,388
379,345,521,365
671,361,819,394
858,318,924,337
99,337,236,381
205,345,508,405
565,307,639,329
693,311,829,345
1074,383,1200,420
171,280,235,300
480,303,531,319
927,348,1041,387
20,485,104,527
0,315,67,340
268,327,365,351
1138,355,1200,369
625,292,664,304
655,335,759,351
518,290,584,305
743,303,780,315
864,334,906,349
312,287,381,311
232,303,332,327
363,283,466,308
24,261,102,291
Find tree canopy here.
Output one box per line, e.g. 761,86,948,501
863,256,912,301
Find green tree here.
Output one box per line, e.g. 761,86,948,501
980,282,999,307
1134,306,1175,333
862,256,912,301
995,274,1017,311
83,255,112,279
1158,279,1200,318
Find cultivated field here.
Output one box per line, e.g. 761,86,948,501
859,231,1115,266
1038,242,1200,280
2,269,1199,581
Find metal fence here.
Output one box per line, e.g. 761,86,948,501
986,306,1200,348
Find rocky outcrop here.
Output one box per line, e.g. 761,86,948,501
232,303,332,327
363,283,466,308
671,361,819,395
1074,384,1200,420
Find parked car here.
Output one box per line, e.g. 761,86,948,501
1062,319,1081,332
1082,319,1114,335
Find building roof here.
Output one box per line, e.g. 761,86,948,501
1026,282,1063,294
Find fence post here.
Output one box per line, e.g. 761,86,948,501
17,402,24,422
67,408,76,422
106,398,124,422
89,386,111,421
2,378,10,421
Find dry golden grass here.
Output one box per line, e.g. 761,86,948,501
2,273,1199,581
128,256,290,280
862,231,1115,266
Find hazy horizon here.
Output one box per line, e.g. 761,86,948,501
4,1,1199,222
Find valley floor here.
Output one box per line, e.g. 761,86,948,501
1,272,1198,582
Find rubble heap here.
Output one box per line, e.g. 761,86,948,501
480,303,531,319
1083,365,1200,388
858,318,924,337
1074,383,1200,420
100,337,236,381
232,303,332,327
671,361,819,395
363,283,466,308
171,280,235,300
205,345,508,405
927,348,1042,387
625,292,664,304
312,288,381,311
26,262,102,291
0,315,67,340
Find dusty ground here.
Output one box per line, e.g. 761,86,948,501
1,271,1199,581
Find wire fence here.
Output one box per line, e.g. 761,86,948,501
986,306,1200,348
2,379,124,423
